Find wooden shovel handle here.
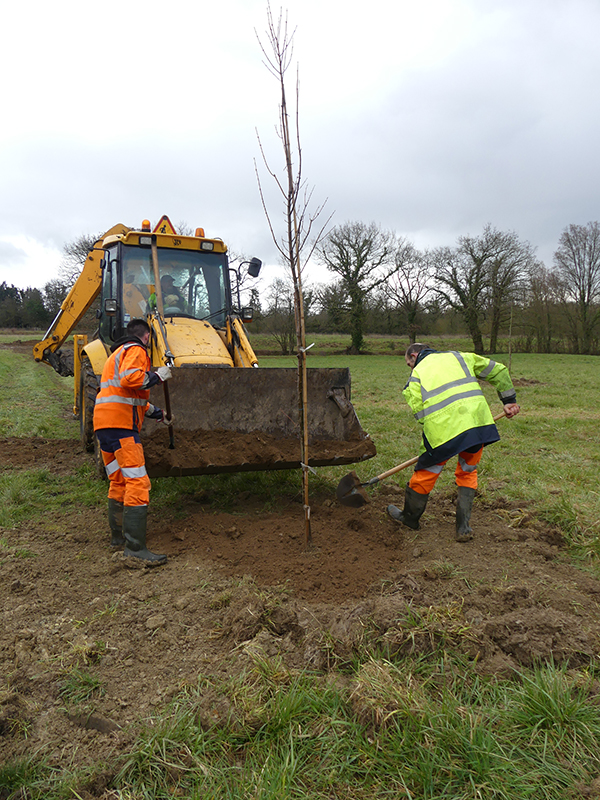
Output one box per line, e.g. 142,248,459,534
369,410,508,485
367,456,418,484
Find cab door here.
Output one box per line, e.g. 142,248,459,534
99,245,122,343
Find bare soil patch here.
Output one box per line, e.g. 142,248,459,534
3,435,600,787
512,377,543,386
2,338,600,793
0,339,41,352
2,436,89,473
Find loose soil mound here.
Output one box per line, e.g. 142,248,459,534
142,427,377,475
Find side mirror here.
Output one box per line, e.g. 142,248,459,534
247,257,262,278
241,307,254,323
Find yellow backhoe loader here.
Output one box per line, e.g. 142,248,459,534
33,215,376,477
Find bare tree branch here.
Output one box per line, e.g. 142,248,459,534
553,221,600,354
255,3,331,546
316,221,398,352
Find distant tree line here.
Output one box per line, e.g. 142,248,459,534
0,282,51,329
4,222,600,357
253,220,600,356
0,233,98,331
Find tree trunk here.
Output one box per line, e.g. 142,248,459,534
406,304,418,343
489,304,501,354
464,308,485,354
350,292,364,352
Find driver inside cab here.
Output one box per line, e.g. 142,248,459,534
150,274,188,313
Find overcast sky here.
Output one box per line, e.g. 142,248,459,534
1,0,598,292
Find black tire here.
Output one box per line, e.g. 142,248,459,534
79,357,99,453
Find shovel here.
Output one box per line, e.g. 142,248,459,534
336,410,508,507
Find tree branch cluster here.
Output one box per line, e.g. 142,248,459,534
258,219,600,356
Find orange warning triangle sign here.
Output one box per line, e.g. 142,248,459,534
153,215,177,235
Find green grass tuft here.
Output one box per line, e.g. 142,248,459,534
0,468,105,528
58,667,105,705
108,656,600,799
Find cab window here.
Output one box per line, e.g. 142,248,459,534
120,246,229,326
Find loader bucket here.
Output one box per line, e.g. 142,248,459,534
142,366,376,477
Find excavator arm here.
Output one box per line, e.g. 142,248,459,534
32,224,130,375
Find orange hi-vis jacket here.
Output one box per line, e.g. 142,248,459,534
93,340,156,433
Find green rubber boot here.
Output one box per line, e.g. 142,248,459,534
456,487,476,542
108,498,125,547
387,485,429,530
123,506,167,565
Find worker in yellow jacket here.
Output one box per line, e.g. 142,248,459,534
388,343,520,541
93,318,172,564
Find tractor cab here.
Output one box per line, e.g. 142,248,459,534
99,223,233,344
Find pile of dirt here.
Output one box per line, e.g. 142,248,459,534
3,434,600,786
142,426,377,475
1,436,89,473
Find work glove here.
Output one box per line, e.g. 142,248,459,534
156,366,172,382
145,403,163,420
161,413,175,427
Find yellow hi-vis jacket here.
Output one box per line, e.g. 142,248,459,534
403,350,516,467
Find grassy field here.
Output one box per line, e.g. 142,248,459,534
105,660,600,800
248,330,477,356
3,342,600,798
0,329,45,343
256,351,600,559
4,346,598,555
0,349,76,439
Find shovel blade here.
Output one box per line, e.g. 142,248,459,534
336,470,371,507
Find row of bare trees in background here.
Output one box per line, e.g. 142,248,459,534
2,220,599,357
253,220,600,356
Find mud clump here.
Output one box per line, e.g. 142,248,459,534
482,607,595,667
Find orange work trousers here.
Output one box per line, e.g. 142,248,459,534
408,447,483,495
97,430,151,506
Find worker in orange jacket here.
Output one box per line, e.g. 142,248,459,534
93,318,172,565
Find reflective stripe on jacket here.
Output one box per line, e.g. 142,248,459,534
403,350,515,452
93,342,152,432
